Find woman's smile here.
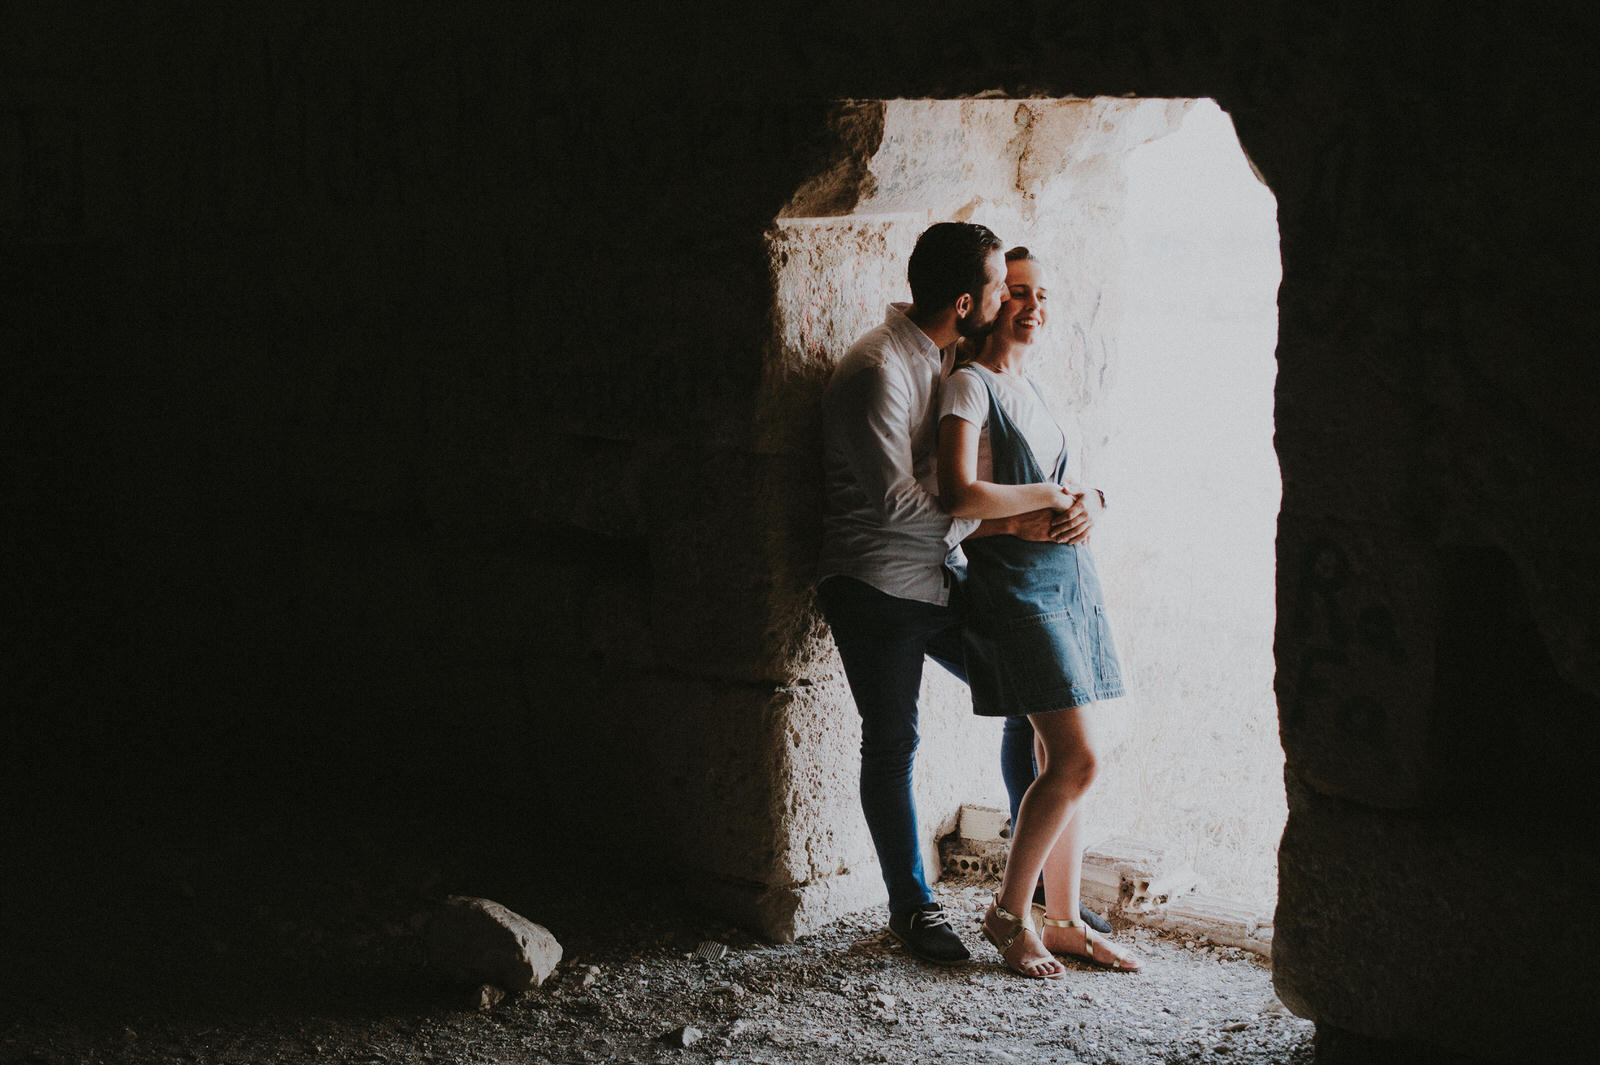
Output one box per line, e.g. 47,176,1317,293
1000,258,1048,343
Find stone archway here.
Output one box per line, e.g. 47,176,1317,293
756,96,1281,936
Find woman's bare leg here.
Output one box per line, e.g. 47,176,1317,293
1033,707,1140,970
999,708,1095,917
981,706,1094,977
1040,802,1086,923
1036,713,1087,922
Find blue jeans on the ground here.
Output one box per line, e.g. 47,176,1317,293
818,575,967,914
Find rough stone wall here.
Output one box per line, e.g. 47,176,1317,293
5,3,1597,1060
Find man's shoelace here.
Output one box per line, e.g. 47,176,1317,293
910,908,952,929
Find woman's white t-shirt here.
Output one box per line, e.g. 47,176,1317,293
938,366,1066,481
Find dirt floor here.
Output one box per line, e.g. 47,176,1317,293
2,781,1313,1065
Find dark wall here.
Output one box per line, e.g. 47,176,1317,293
5,5,821,792
5,3,1598,1059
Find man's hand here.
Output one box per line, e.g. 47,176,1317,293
1009,505,1084,544
1049,500,1091,544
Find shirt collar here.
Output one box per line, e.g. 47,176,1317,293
884,302,942,362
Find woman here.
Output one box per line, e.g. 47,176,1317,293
938,247,1140,979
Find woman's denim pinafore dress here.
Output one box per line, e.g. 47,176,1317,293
956,365,1126,716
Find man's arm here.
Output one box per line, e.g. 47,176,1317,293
830,361,978,544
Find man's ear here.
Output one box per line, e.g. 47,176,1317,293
953,292,973,319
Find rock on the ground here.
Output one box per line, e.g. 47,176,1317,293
425,895,562,990
659,1025,703,1047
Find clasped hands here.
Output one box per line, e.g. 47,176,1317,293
1012,484,1097,545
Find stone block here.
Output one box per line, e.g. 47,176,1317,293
761,216,915,459
752,866,889,943
593,677,792,889
425,896,562,991
1273,773,1600,1059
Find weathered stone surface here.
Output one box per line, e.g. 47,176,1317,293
957,804,1010,842
1274,774,1599,1059
753,867,888,943
1274,521,1443,809
425,896,562,992
1078,837,1185,914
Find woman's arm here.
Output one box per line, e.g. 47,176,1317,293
937,414,1078,520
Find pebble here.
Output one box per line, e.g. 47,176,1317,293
659,1025,703,1048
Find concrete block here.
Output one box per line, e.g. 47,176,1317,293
1079,837,1192,914
958,804,1010,843
1150,894,1272,956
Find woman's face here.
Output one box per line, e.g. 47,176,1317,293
997,258,1048,346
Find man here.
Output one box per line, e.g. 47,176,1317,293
816,222,1092,965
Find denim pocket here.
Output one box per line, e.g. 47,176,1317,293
1000,608,1090,709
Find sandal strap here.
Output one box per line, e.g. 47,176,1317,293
986,898,1033,954
1042,916,1128,969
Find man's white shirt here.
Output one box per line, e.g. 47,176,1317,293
817,304,979,605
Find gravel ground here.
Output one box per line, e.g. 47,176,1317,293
3,882,1310,1065
2,785,1312,1065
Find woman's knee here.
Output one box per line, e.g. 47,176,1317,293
1033,710,1098,792
1038,746,1094,794
1067,746,1098,790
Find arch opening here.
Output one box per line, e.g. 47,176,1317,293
766,96,1281,929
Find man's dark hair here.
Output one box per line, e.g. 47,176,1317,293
907,222,1003,310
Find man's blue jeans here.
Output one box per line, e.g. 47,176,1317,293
818,576,966,914
819,575,1040,914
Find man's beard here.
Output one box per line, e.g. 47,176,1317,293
955,303,1001,340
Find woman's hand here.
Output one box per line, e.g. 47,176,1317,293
1052,485,1101,544
1039,483,1080,510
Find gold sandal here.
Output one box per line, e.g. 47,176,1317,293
1040,915,1141,972
981,897,1065,980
